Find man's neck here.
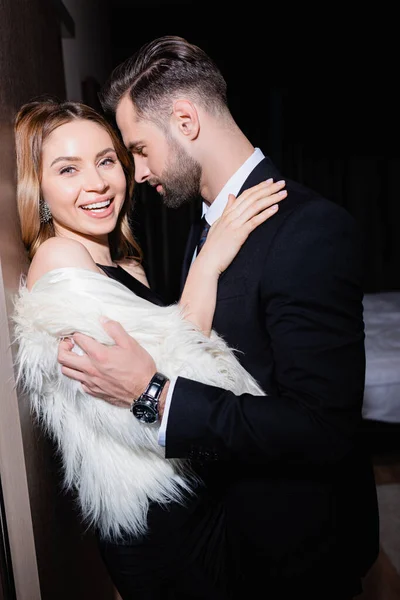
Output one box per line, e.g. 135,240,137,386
201,147,265,225
199,125,255,205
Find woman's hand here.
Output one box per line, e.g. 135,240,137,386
199,178,287,275
179,179,286,336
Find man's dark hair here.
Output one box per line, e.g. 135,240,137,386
99,35,228,126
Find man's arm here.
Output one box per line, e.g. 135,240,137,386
164,200,366,465
58,199,364,467
58,317,158,407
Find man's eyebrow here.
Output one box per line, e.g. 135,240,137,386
50,147,116,168
127,141,142,153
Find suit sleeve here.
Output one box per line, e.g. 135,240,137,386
165,200,366,466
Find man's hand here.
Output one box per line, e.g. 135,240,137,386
57,317,156,408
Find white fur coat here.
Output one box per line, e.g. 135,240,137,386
12,267,263,541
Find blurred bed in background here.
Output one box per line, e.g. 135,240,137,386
362,291,400,453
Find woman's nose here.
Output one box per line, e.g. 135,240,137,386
83,168,108,192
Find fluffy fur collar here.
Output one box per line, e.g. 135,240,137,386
12,267,263,541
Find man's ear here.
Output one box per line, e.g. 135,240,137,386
172,99,200,140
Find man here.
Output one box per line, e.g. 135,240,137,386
58,36,379,599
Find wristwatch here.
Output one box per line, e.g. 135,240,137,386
130,372,169,424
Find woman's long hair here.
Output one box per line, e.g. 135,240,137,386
14,97,142,262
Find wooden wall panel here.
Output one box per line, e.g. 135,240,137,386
0,1,118,597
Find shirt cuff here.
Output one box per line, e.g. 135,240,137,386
157,377,176,447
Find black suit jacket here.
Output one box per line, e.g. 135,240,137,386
168,157,379,592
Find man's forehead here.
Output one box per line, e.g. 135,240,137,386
116,97,142,144
116,95,137,124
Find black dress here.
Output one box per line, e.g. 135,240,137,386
97,264,166,306
95,264,228,600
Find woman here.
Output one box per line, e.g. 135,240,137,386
12,98,286,600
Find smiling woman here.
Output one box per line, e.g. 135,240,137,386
12,97,286,600
42,130,123,223
26,118,131,287
15,98,140,266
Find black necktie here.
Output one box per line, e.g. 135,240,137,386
196,216,211,254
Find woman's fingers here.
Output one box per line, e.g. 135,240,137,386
218,188,287,234
226,193,237,210
223,179,286,219
230,199,283,240
207,179,287,254
200,180,287,274
244,202,281,232
223,202,282,248
235,188,287,224
240,180,286,209
223,180,274,215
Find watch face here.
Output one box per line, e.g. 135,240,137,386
131,401,158,424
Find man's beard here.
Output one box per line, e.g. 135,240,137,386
151,137,202,209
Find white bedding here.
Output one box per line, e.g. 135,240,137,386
362,291,400,422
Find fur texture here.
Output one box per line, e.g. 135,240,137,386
12,267,263,540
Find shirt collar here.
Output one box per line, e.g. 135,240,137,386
202,148,265,225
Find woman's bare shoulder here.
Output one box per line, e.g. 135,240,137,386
26,237,98,290
117,258,150,288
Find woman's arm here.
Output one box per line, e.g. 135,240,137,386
179,179,287,335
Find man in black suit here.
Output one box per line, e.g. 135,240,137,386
59,36,379,599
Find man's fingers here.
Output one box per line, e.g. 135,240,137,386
59,338,74,351
72,332,106,358
100,317,135,349
58,345,92,373
60,365,87,382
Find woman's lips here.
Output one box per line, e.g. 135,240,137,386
80,198,115,218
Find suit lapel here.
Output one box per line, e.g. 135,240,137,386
236,157,282,196
180,157,282,291
180,216,202,293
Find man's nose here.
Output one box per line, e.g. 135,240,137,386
134,159,151,184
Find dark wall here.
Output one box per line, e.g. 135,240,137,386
107,3,397,301
0,0,121,597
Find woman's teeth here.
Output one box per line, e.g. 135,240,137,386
82,199,112,210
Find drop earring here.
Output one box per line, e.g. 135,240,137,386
39,200,52,224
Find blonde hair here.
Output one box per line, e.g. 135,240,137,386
14,97,142,262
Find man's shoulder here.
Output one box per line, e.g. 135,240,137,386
245,176,360,256
275,177,356,228
252,157,353,226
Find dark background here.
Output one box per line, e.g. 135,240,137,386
101,2,398,303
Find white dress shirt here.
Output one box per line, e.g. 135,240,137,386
158,148,265,446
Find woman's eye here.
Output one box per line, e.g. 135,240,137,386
59,166,76,175
99,157,116,167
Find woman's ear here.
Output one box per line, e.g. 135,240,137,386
172,99,200,140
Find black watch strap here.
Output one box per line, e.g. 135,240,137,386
143,372,169,402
